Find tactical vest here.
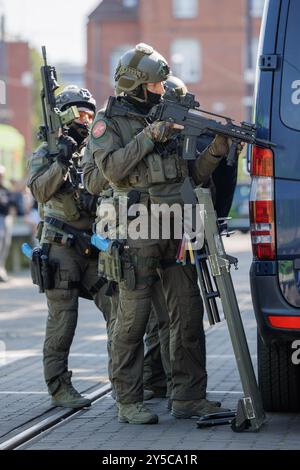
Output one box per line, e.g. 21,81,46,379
29,143,97,237
106,100,189,205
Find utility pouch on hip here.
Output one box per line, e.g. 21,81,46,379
30,246,54,292
121,248,136,290
73,232,96,258
98,247,123,284
30,247,44,293
40,252,54,290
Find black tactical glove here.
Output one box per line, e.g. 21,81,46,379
57,135,78,167
143,121,175,143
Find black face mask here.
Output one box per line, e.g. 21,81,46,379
124,87,162,114
147,90,162,106
68,122,89,146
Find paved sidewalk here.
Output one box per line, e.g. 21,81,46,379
0,271,109,438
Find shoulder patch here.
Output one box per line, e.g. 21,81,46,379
92,120,107,139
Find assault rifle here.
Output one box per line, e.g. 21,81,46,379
38,46,79,153
148,89,275,166
38,46,80,187
105,91,275,167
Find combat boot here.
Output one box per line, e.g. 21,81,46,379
51,374,91,409
118,402,159,424
171,399,229,418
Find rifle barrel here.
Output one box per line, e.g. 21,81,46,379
42,45,47,65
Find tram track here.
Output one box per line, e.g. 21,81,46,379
0,383,111,450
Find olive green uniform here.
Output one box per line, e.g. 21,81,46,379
86,101,222,404
83,137,171,397
143,308,168,396
27,142,115,395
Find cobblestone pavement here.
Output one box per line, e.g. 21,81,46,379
1,233,300,450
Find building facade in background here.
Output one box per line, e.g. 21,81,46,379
57,63,84,89
86,0,263,121
0,35,32,155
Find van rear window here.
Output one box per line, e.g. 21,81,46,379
281,0,300,131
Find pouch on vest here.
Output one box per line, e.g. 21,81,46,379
145,153,166,183
148,182,184,205
61,192,81,221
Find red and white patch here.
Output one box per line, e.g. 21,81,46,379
92,120,107,138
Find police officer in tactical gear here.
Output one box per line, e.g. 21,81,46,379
142,75,187,398
27,85,114,409
143,74,239,402
86,43,230,424
83,103,172,404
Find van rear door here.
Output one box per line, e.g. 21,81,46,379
272,0,300,307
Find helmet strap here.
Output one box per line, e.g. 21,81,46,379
128,84,148,103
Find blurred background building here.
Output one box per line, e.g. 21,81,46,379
0,16,32,159
86,0,264,121
0,0,264,162
0,0,264,272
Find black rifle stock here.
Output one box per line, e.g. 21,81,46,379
149,90,276,166
38,46,80,185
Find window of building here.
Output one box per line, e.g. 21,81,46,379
173,0,198,18
171,39,201,83
0,79,6,105
123,0,137,8
250,0,265,17
110,45,134,86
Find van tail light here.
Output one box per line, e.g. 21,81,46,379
268,315,300,329
250,146,275,260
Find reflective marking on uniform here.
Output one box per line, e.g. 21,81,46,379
92,120,107,138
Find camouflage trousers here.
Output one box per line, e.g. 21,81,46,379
43,244,116,395
111,237,207,404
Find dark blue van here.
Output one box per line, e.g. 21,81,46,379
250,0,300,411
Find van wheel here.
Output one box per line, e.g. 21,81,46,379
257,331,300,411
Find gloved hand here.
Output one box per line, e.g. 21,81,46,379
208,135,230,157
143,121,175,143
57,135,78,167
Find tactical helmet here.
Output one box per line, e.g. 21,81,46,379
164,75,187,96
56,85,96,113
114,43,170,100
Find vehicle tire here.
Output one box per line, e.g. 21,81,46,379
257,331,300,411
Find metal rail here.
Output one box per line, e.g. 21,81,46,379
0,383,112,450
